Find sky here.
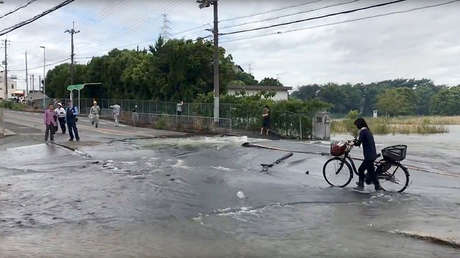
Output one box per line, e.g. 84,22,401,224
1,0,460,92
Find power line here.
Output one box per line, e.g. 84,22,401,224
9,56,94,73
219,0,324,23
0,0,38,20
221,0,360,30
0,0,75,36
8,58,70,72
220,0,407,36
171,1,325,38
221,0,460,44
172,23,211,37
76,32,213,59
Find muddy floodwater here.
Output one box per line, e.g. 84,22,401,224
0,129,459,257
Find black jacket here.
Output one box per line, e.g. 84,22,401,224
66,106,78,124
356,128,377,161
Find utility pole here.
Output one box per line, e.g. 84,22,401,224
212,1,219,124
25,51,28,98
31,74,34,92
40,46,46,108
65,21,80,86
3,39,8,100
197,0,219,124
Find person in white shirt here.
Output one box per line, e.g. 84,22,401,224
176,100,183,116
110,104,121,127
54,103,67,134
89,101,101,128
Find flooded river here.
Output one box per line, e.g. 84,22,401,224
0,130,459,257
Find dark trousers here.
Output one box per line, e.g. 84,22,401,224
358,159,380,189
67,122,80,141
58,117,66,133
45,124,55,141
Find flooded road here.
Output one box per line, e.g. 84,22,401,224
0,133,459,257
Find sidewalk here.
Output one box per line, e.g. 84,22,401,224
1,110,187,149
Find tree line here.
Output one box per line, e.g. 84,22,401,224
45,37,283,102
291,79,460,116
45,37,459,117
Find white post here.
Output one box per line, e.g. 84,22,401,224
78,89,80,113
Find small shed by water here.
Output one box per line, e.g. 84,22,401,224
312,112,330,140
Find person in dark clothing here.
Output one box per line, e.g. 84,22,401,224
353,118,382,191
66,101,80,142
260,105,271,136
131,105,138,126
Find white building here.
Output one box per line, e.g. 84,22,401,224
0,74,18,100
26,90,46,102
227,85,292,101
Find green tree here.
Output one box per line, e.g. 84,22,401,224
46,37,240,102
430,86,460,115
414,83,441,115
235,72,258,85
317,83,362,115
291,79,441,116
291,84,321,100
45,63,87,98
259,77,283,87
376,87,416,116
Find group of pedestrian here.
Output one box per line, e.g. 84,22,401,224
43,101,80,143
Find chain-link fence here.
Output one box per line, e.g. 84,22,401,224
100,109,231,133
29,97,314,138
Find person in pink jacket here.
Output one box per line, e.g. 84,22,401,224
44,103,57,143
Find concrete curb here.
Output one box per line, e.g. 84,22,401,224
0,128,16,137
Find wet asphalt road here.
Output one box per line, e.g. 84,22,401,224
0,111,459,257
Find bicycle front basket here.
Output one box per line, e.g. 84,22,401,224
330,141,347,156
381,145,407,161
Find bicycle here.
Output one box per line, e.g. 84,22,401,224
323,140,410,193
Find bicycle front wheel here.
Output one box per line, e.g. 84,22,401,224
323,157,353,187
378,163,409,193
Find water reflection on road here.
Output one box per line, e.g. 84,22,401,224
0,135,458,257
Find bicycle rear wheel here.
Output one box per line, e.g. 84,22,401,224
323,157,353,187
378,163,409,193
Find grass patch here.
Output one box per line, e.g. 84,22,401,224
154,115,168,130
332,116,450,135
388,116,460,125
0,101,28,111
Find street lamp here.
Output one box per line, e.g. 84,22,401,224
197,0,211,8
40,46,45,108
